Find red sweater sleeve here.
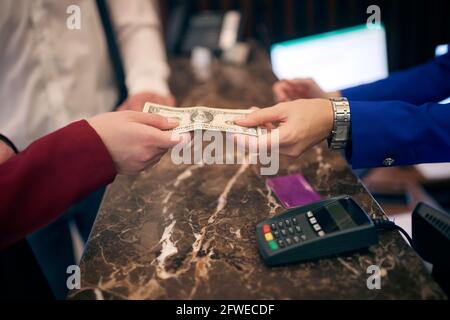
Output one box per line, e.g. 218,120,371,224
0,120,117,250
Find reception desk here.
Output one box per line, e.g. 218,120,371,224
68,48,445,300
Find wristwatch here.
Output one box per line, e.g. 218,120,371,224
327,97,351,150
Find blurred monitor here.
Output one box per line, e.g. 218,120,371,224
270,24,388,92
436,44,449,57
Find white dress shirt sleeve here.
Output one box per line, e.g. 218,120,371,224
107,0,171,96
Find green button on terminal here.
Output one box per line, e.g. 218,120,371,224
268,240,279,251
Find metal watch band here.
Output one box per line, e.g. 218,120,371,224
328,97,351,150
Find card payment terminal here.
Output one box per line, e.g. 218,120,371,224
256,196,378,266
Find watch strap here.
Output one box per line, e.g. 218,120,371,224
328,97,351,150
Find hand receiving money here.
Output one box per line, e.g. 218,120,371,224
234,99,334,158
88,111,180,175
143,103,262,137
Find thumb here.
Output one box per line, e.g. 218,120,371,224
234,107,280,127
129,111,179,130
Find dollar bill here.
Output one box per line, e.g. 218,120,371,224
143,103,261,136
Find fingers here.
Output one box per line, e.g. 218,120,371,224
287,82,306,96
125,104,146,112
164,96,177,107
116,96,140,112
273,81,291,102
245,106,276,129
234,107,281,127
145,127,182,149
260,130,304,158
273,78,317,102
279,144,305,158
130,111,185,148
273,80,304,102
288,78,312,86
228,128,305,159
144,93,176,107
151,95,170,106
230,128,282,152
146,151,165,167
129,111,179,130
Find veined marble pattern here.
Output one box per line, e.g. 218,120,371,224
68,49,445,300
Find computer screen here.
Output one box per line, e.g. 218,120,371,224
270,24,389,92
436,44,449,57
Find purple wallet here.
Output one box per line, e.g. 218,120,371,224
267,174,322,209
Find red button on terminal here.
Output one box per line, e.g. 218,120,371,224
263,224,271,234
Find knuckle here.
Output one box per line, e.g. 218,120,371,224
144,131,159,147
139,134,152,147
284,138,294,146
124,110,135,118
139,154,152,163
283,132,296,145
152,115,165,126
284,149,299,158
137,148,154,163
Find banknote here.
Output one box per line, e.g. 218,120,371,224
143,103,261,136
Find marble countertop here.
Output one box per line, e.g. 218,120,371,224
69,48,445,300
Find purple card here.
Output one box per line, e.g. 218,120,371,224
267,174,322,209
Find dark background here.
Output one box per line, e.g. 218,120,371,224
159,0,450,72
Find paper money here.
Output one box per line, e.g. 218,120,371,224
143,103,261,136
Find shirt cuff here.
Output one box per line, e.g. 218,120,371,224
346,101,417,169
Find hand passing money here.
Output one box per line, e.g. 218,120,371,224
143,103,261,136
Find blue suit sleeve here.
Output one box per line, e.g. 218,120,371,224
348,101,450,169
342,51,450,104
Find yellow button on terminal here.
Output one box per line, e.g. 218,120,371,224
265,233,274,241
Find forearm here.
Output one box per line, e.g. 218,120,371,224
0,121,116,250
108,0,171,96
342,52,450,104
346,101,450,168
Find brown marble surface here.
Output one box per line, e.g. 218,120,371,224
69,48,446,300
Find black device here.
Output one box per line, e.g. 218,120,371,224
412,203,450,295
256,196,378,266
166,1,242,55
